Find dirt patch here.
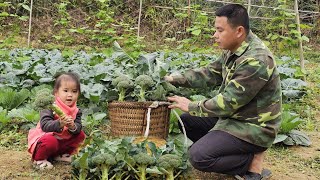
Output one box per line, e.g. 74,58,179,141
289,132,320,159
0,147,72,180
264,131,320,180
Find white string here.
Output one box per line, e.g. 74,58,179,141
143,102,188,149
144,107,151,138
172,109,188,148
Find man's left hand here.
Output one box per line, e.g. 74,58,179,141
167,95,191,112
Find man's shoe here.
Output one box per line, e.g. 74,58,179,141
234,169,272,180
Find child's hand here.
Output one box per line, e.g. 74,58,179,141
67,123,76,131
65,116,73,125
59,115,76,130
59,115,68,128
65,116,76,131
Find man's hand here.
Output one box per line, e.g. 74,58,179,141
164,75,173,83
167,95,191,112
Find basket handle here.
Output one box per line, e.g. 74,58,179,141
144,101,170,138
147,101,172,108
144,107,152,138
172,109,188,148
143,102,188,148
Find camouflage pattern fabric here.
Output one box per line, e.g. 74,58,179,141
171,31,282,147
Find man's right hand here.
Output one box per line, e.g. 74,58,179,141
164,75,173,82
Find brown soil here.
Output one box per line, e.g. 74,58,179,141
0,146,72,180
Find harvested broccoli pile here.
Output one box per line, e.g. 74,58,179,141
72,137,192,180
33,88,64,116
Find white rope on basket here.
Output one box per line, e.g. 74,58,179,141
172,109,188,147
144,101,188,148
144,107,152,138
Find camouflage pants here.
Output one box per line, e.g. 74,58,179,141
179,113,267,175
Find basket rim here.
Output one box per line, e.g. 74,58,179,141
108,101,171,109
109,101,171,104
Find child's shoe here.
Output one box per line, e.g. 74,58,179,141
54,154,72,163
33,160,53,170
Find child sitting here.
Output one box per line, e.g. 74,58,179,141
28,72,86,170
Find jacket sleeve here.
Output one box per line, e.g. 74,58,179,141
189,57,271,117
170,54,224,88
40,109,63,133
68,109,83,135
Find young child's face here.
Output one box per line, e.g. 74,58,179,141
55,80,79,107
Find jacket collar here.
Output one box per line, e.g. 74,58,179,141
233,30,254,57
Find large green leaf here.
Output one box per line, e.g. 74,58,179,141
0,12,9,17
0,107,10,126
113,41,134,63
0,88,30,110
281,78,307,99
280,110,303,134
79,152,89,170
273,134,288,144
191,29,201,36
8,107,40,123
277,67,296,78
81,83,105,103
283,130,311,146
281,78,307,90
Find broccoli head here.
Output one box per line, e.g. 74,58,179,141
131,152,155,180
157,154,182,180
135,75,154,102
72,157,89,180
162,81,177,94
33,88,64,117
92,152,117,180
112,76,133,101
111,76,130,87
150,81,177,101
33,88,54,110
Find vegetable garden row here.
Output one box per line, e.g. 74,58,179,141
0,42,311,179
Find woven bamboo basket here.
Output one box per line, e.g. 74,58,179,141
108,101,171,139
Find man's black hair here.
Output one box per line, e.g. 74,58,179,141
215,4,250,34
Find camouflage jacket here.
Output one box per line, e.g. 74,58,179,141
171,31,282,147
